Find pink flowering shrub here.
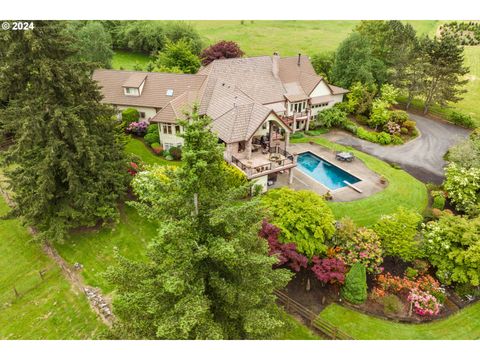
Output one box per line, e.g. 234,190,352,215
127,162,140,176
126,120,148,136
311,257,346,284
259,220,308,272
408,288,441,316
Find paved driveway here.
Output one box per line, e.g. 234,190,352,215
323,113,471,184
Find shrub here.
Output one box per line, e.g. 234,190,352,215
305,129,328,136
422,215,480,286
144,131,160,146
455,283,480,299
290,132,305,139
341,263,368,304
402,120,417,131
432,195,446,210
335,218,384,274
411,129,419,137
444,163,480,215
151,142,163,155
373,208,423,262
122,108,140,126
448,111,475,128
383,294,404,315
405,267,419,280
391,135,404,145
126,120,148,136
311,257,346,285
342,120,358,134
376,132,393,145
261,188,335,258
400,127,409,135
169,146,182,161
412,259,430,275
389,110,409,124
146,124,158,134
165,154,174,161
259,220,308,272
407,288,441,316
222,162,248,188
384,121,401,136
316,107,347,128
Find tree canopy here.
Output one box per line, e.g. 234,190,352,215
151,39,201,74
330,32,387,88
107,107,291,339
70,21,114,68
200,40,244,66
0,20,128,242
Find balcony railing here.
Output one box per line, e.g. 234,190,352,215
231,149,296,178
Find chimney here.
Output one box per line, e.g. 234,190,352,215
297,53,301,66
272,52,280,79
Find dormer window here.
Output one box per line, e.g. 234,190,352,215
124,87,140,96
166,89,174,97
123,73,147,97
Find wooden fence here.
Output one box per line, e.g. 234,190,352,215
0,267,54,306
275,290,353,340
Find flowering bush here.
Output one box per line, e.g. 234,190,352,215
408,288,441,316
126,120,149,136
259,220,308,272
311,257,346,284
127,162,140,176
384,121,401,135
335,219,384,274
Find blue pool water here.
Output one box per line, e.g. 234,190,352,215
297,152,361,190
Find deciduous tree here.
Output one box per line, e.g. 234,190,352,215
200,40,244,66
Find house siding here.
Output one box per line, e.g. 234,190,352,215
117,105,158,122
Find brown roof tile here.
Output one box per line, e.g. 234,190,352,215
92,69,207,109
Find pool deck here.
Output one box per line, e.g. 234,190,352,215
271,142,386,202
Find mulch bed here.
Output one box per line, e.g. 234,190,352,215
281,257,478,324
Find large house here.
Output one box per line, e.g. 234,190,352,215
93,54,348,191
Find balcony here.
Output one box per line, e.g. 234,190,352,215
231,147,296,179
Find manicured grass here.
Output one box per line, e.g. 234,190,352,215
55,204,157,294
111,50,151,70
291,137,428,227
275,312,323,340
125,137,181,166
319,303,480,340
0,197,104,339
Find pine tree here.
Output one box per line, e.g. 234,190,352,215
106,107,292,339
420,35,469,114
0,21,128,241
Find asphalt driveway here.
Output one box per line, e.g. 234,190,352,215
323,113,471,184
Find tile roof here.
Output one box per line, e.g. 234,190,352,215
150,90,200,124
122,73,147,88
92,69,207,109
198,56,286,104
329,84,350,95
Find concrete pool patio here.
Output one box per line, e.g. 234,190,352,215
271,142,386,202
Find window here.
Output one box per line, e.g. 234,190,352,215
262,123,267,130
166,89,174,96
124,87,139,96
162,124,173,134
175,125,181,134
164,143,173,150
140,112,146,119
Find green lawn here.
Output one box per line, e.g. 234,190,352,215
55,204,157,294
111,50,151,70
275,312,323,340
0,197,104,339
292,137,428,227
319,303,480,340
126,137,181,166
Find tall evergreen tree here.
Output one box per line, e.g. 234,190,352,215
0,21,128,241
420,35,469,114
106,108,292,339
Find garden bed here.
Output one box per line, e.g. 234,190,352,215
281,258,478,325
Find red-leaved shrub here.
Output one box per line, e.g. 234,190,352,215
311,257,347,284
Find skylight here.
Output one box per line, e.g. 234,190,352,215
166,89,174,96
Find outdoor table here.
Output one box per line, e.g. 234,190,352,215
336,152,354,162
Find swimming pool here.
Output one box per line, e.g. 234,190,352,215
297,151,361,190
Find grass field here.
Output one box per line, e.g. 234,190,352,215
319,303,480,340
0,197,104,339
291,136,428,227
